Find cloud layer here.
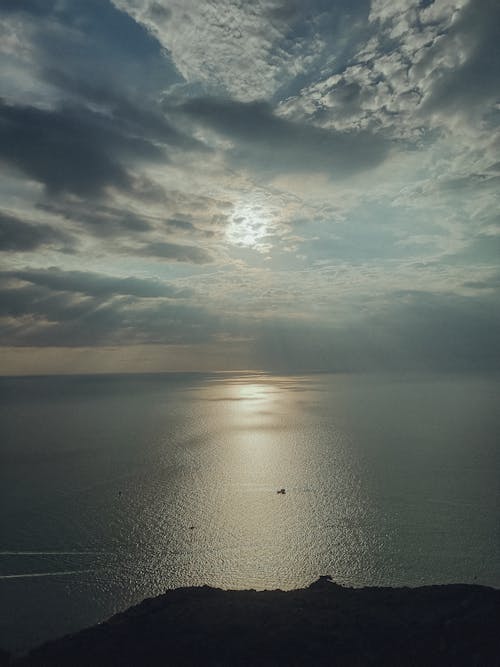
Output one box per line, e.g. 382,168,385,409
0,0,499,372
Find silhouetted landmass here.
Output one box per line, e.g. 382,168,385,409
6,578,500,666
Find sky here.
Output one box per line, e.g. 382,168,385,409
0,0,499,374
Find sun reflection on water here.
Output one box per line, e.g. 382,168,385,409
144,374,370,592
173,376,326,587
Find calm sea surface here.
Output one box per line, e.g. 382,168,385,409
1,372,499,652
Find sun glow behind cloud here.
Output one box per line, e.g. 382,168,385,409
227,199,272,250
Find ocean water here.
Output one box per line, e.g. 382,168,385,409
1,372,499,653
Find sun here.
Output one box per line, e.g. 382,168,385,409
227,200,270,249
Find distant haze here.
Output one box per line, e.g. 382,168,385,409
1,0,499,373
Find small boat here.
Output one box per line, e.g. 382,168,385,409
277,488,286,495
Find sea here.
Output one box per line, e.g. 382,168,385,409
1,372,499,653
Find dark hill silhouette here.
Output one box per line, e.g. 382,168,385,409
8,577,500,666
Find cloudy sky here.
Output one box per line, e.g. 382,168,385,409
1,0,499,374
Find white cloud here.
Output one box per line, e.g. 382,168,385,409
112,0,301,100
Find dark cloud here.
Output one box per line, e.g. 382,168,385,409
162,218,219,239
38,201,154,237
374,290,500,371
37,189,227,244
43,70,202,151
0,283,91,321
138,241,214,264
0,211,72,252
0,1,202,199
1,268,190,299
38,202,218,243
0,268,215,347
0,100,161,196
253,290,500,372
1,0,181,100
166,218,197,232
181,97,388,176
423,0,500,115
2,266,500,372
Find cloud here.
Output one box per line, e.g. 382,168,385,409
38,201,154,237
138,241,214,264
0,210,72,252
42,70,202,151
252,289,500,372
0,100,159,196
1,268,190,299
0,0,181,102
2,266,500,372
165,218,197,232
283,0,497,141
0,96,203,199
182,97,389,176
113,0,372,102
0,0,499,373
38,195,226,245
112,0,300,100
421,0,500,116
0,0,202,200
0,268,212,347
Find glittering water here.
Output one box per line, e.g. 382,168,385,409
1,372,499,652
